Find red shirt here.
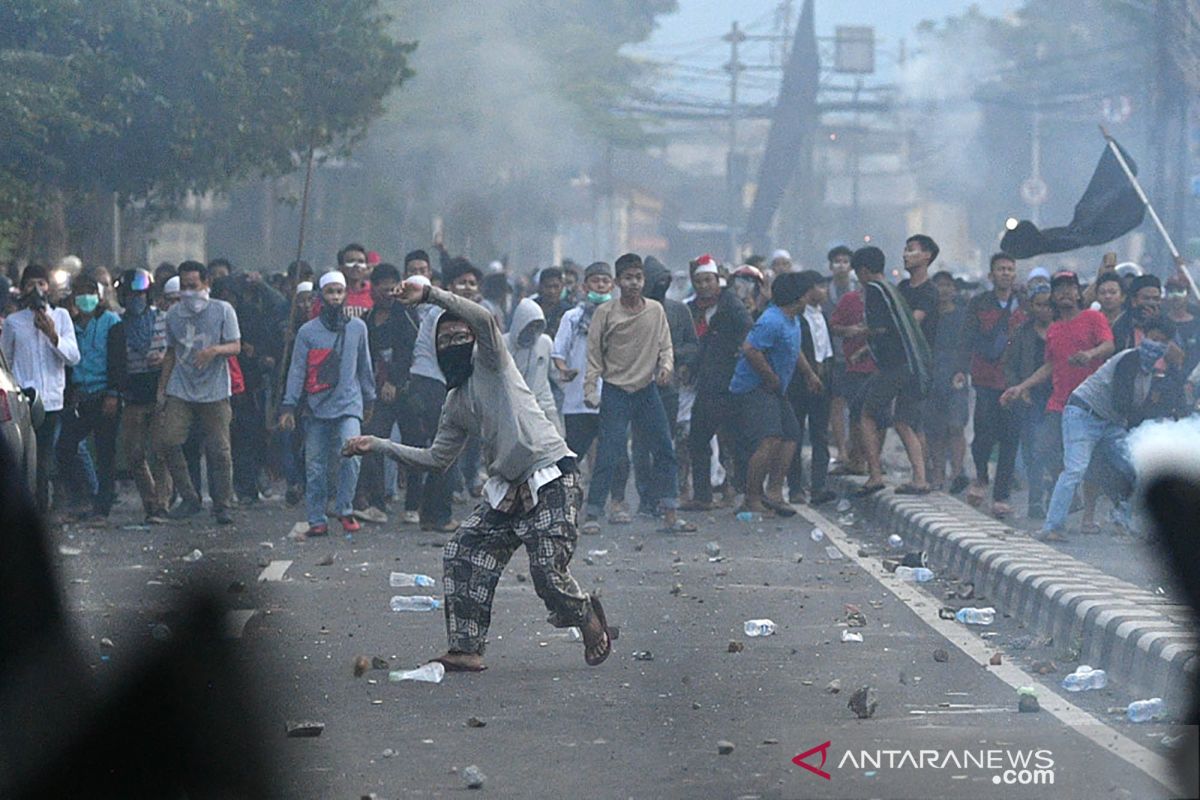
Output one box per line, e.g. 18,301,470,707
830,290,876,374
1044,309,1113,412
229,356,245,396
309,282,374,321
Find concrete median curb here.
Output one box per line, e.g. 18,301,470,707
826,472,1198,705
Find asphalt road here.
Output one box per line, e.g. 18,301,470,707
49,486,1197,799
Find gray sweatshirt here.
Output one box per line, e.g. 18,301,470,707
372,287,571,483
506,298,562,434
282,316,376,419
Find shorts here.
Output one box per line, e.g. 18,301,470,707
861,364,924,429
924,387,969,436
840,371,873,420
735,387,801,449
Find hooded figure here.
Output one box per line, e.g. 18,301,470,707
642,257,699,387
505,298,561,433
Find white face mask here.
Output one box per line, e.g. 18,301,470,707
179,288,210,313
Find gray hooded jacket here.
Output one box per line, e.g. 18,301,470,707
505,298,562,433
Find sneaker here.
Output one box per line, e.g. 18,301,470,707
354,506,388,524
949,474,970,495
339,515,361,533
145,509,170,525
169,499,203,519
214,508,235,526
306,523,329,537
402,510,420,525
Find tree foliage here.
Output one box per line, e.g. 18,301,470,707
0,0,413,226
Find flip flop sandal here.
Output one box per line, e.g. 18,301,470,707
581,519,601,535
894,484,932,495
1079,523,1102,535
853,483,886,498
584,595,617,666
607,510,633,524
658,518,698,533
429,656,488,673
762,498,797,517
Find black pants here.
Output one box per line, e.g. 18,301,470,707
564,413,630,504
34,410,61,515
230,391,265,499
408,375,453,525
632,386,678,513
357,397,405,510
688,390,734,503
56,396,118,515
787,363,832,495
972,386,1020,502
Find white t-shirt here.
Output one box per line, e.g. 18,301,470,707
804,304,833,363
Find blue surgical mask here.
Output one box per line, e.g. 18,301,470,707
1138,339,1168,372
587,291,612,305
74,294,100,313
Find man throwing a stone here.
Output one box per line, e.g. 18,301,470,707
343,277,616,671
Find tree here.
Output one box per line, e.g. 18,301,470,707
0,0,413,263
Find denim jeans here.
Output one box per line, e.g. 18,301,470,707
586,383,677,517
1015,401,1048,508
304,415,362,526
1043,404,1131,533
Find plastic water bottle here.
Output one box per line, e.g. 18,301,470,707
810,528,825,542
954,607,996,625
894,566,934,582
1126,698,1164,723
389,595,441,612
743,619,776,637
736,511,762,522
389,572,436,588
388,662,445,683
1061,665,1108,691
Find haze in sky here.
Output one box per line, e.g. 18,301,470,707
633,0,1023,103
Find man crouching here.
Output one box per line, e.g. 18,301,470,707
343,274,616,671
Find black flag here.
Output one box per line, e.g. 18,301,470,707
1001,139,1146,259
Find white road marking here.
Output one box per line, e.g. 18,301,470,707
257,559,293,582
797,504,1185,798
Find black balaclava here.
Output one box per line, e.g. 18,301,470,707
437,312,474,389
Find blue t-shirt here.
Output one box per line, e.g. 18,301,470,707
728,304,802,395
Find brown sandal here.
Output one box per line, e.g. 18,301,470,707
429,654,488,672
583,595,618,666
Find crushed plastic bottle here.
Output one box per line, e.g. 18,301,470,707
1126,698,1164,722
1061,665,1108,692
743,619,777,637
825,545,844,560
388,662,445,683
389,572,436,588
836,498,852,513
181,549,203,563
841,630,864,643
389,595,441,612
887,534,903,549
736,511,762,522
954,607,996,625
810,528,825,542
894,566,934,582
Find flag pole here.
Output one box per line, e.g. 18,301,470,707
1099,125,1200,302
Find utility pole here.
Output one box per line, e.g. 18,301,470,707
724,21,746,262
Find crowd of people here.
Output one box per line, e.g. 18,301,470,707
3,238,1199,665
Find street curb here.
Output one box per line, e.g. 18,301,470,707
827,472,1198,705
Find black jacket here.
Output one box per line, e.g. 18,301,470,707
688,289,753,397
